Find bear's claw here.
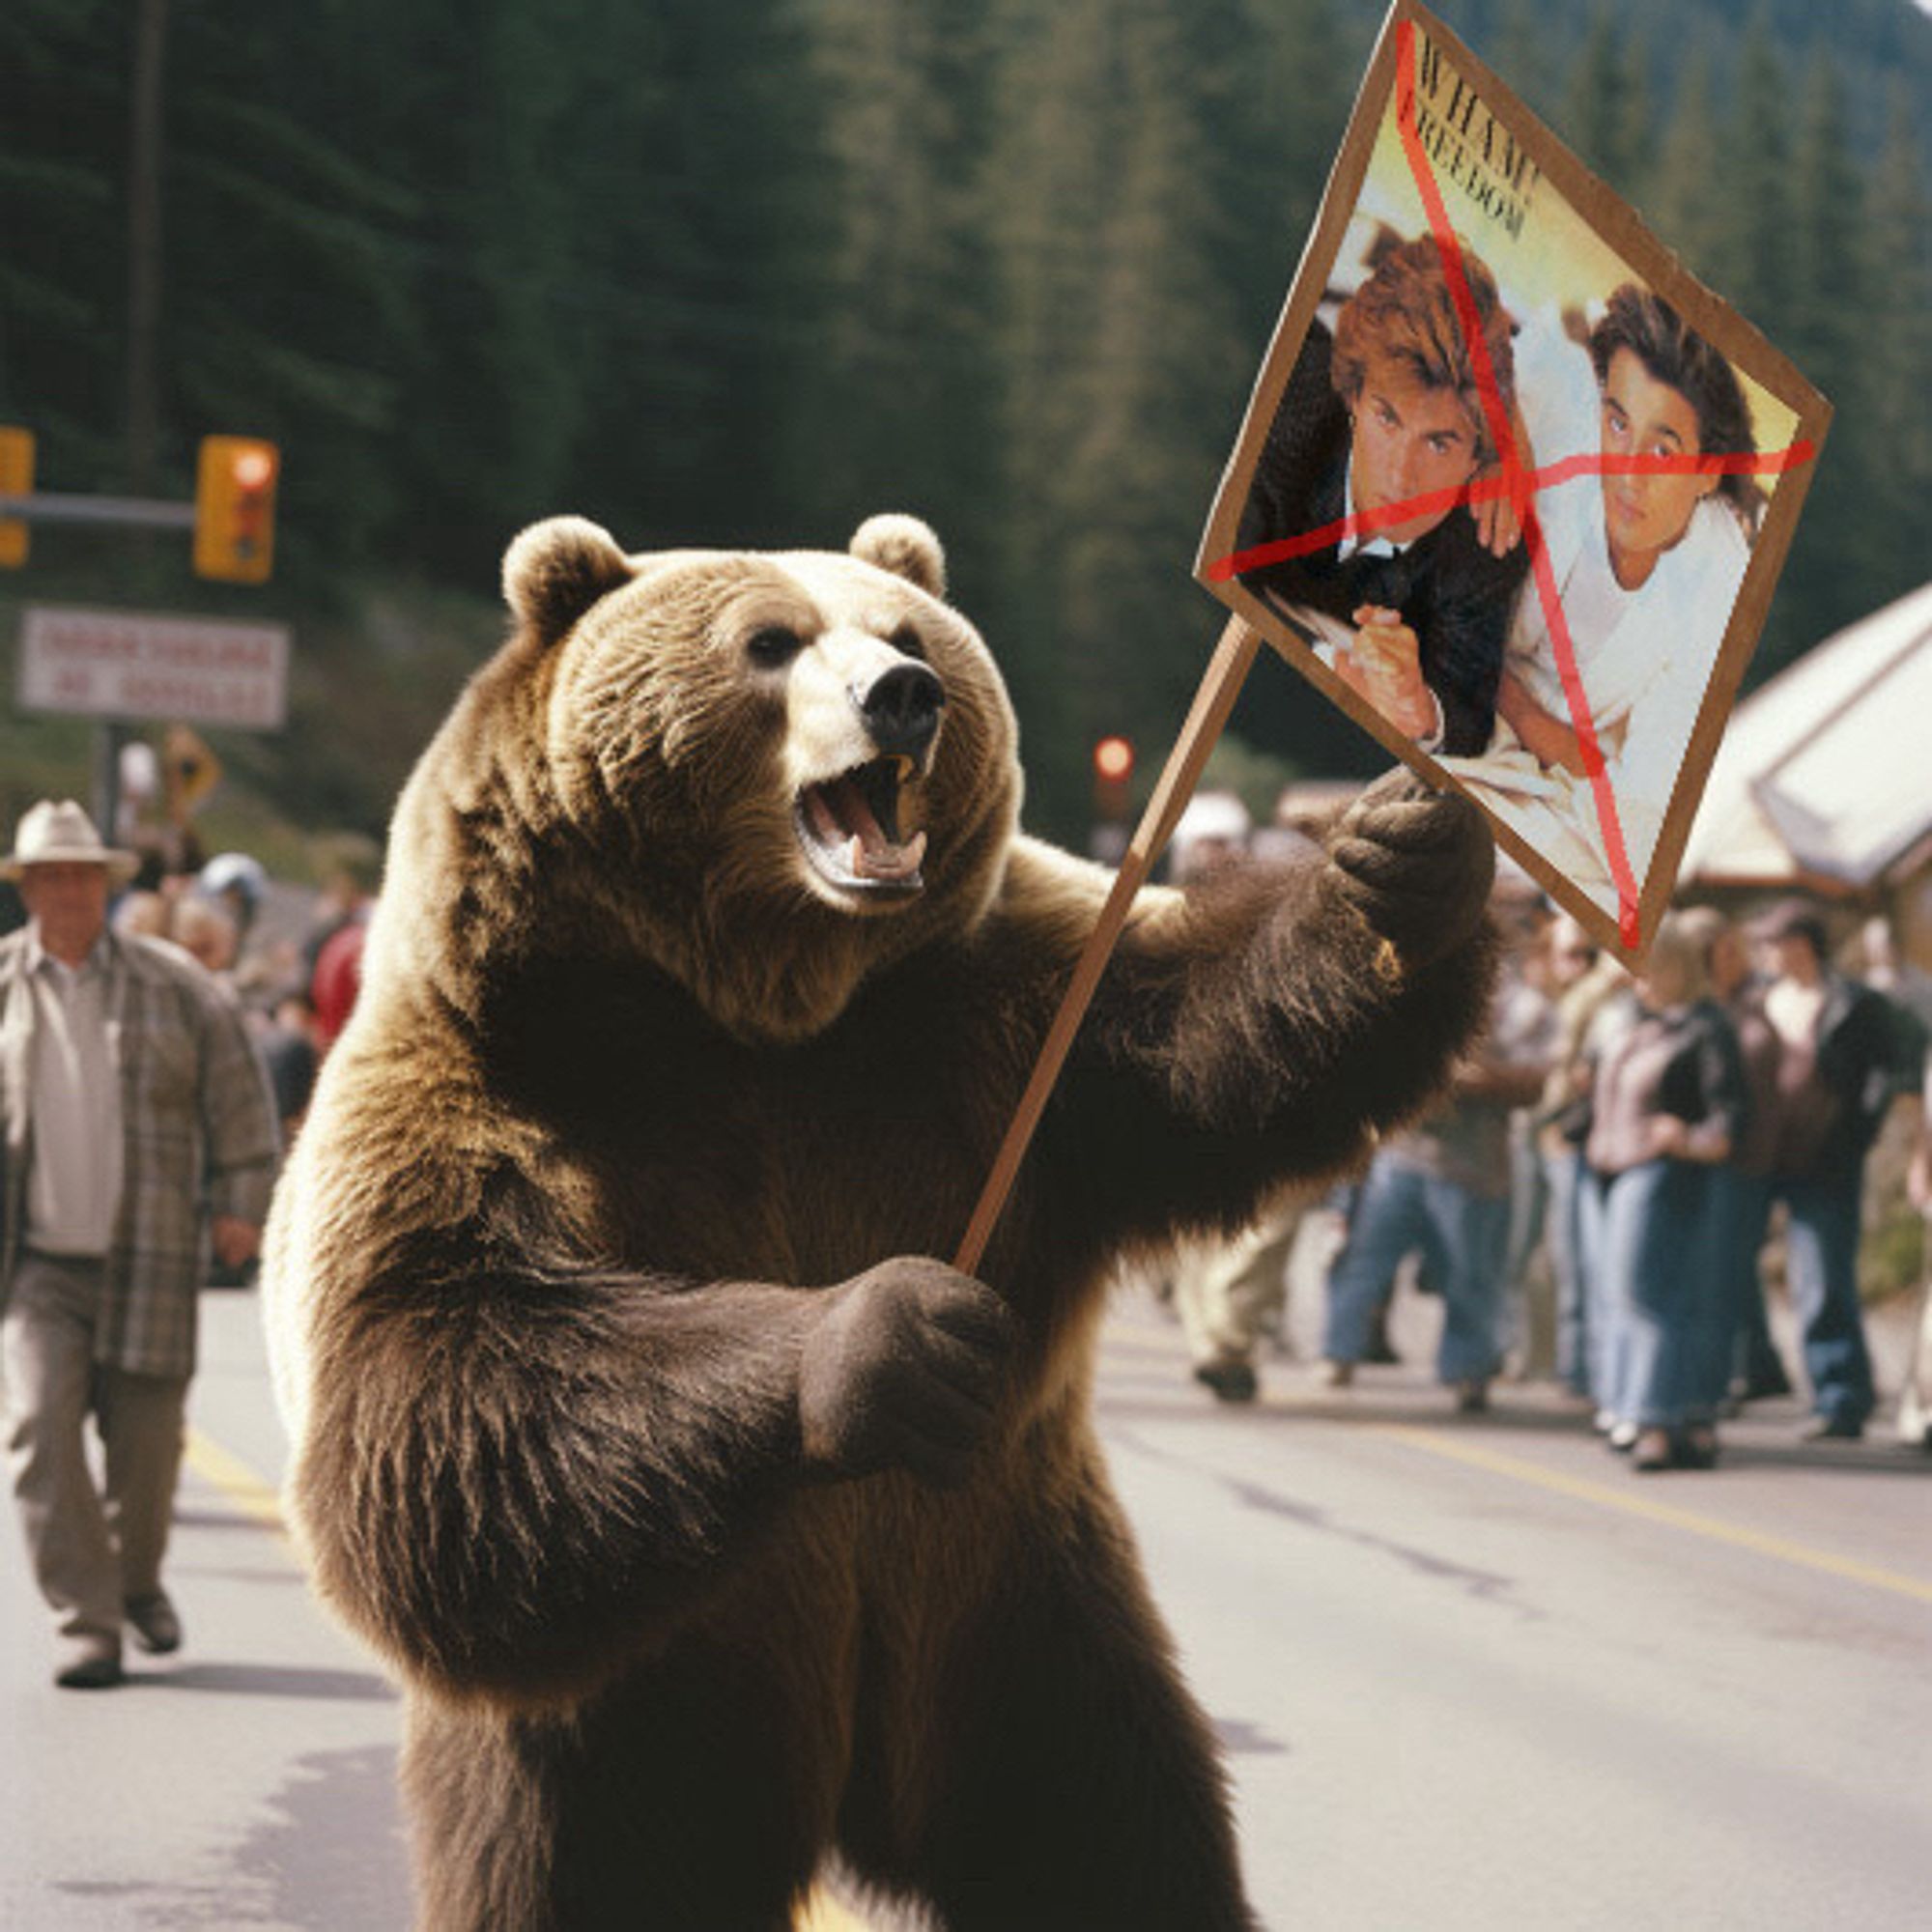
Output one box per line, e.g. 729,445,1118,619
1328,773,1493,969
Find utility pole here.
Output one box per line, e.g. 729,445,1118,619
125,0,170,499
115,0,171,838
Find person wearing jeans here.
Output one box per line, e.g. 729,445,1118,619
1323,1151,1511,1406
1583,915,1746,1471
1676,907,1791,1406
1754,900,1922,1442
1529,916,1627,1397
1322,894,1549,1409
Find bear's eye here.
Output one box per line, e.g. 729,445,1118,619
745,626,804,670
889,623,925,662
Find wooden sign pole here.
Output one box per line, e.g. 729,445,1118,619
954,614,1264,1277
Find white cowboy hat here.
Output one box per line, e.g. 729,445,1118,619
2,799,139,883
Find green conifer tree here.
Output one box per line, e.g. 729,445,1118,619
789,0,998,575
1721,14,1792,335
984,0,1262,835
1562,9,1642,193
1850,80,1932,610
1643,54,1727,284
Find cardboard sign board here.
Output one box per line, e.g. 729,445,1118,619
16,605,290,730
1196,0,1829,961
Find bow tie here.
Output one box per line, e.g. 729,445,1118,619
1349,549,1415,611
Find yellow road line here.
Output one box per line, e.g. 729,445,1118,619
184,1427,286,1533
1376,1424,1932,1607
1102,1310,1932,1608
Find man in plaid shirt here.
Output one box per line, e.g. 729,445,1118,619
0,800,278,1689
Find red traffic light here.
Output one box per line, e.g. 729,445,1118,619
193,435,279,583
1093,735,1134,783
232,447,275,491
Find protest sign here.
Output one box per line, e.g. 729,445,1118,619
1198,0,1829,959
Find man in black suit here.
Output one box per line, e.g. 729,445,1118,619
1237,235,1529,757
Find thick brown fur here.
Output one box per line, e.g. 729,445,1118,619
263,514,1497,1931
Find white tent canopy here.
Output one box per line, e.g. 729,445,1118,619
1682,581,1932,891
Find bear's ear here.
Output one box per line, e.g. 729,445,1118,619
502,517,635,643
850,514,946,601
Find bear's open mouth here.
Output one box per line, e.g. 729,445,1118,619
795,755,928,896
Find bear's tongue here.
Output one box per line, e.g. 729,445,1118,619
806,773,927,883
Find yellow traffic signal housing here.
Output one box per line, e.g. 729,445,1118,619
0,425,35,568
193,435,278,583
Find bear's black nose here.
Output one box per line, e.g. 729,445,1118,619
855,662,946,761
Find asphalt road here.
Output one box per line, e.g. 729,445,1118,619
1100,1268,1932,1932
2,1268,1926,1931
0,1290,408,1932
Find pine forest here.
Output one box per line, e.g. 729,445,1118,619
2,0,1928,848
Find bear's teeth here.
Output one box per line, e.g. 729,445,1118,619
808,786,846,849
849,828,927,881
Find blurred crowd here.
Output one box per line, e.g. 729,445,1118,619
0,818,381,1152
1158,785,1932,1470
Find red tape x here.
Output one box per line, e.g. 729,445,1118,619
1208,19,1816,949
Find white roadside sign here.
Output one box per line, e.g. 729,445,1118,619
15,605,290,730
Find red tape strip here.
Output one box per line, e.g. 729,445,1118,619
1208,441,1816,581
1211,21,1818,951
1392,20,1643,944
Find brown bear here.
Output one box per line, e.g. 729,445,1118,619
262,511,1495,1931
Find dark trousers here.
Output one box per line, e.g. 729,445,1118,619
1713,1167,1789,1393
1776,1170,1877,1429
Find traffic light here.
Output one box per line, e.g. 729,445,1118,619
1094,734,1134,804
0,425,35,569
1092,734,1135,861
193,435,278,583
